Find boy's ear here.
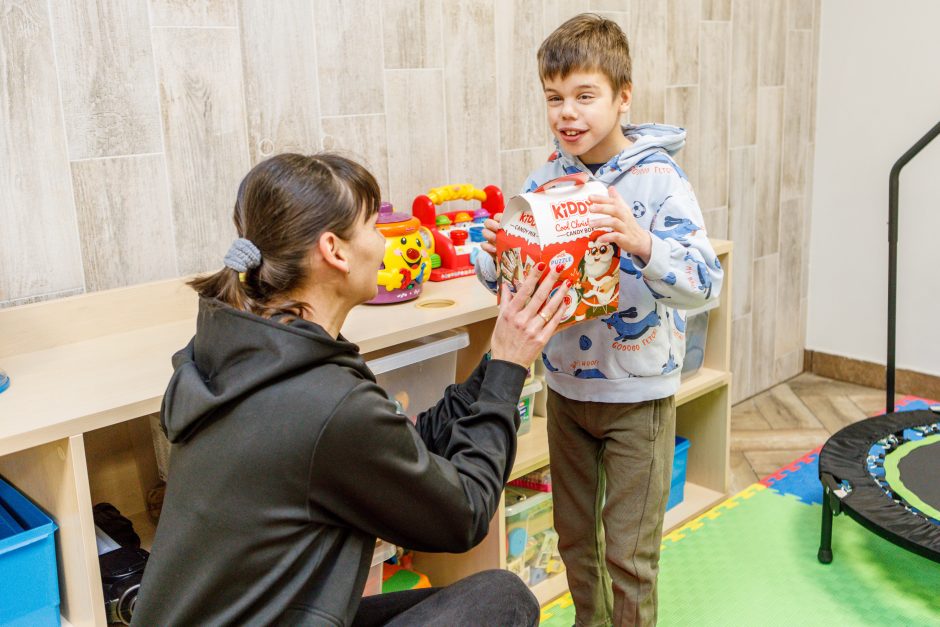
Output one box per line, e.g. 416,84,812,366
619,84,633,113
317,231,350,275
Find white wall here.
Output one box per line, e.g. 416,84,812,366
808,0,940,377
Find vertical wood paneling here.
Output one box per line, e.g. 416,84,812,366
313,0,384,116
71,155,177,291
239,0,321,165
665,86,700,187
751,253,778,394
758,0,785,86
754,86,783,257
698,21,730,210
788,0,814,29
148,0,236,27
624,1,666,124
321,114,390,202
497,0,545,151
702,0,731,21
703,206,728,239
732,314,753,402
808,0,820,139
50,0,161,160
152,27,248,275
775,197,802,357
590,0,629,11
780,29,812,200
545,0,593,37
385,70,447,210
382,0,443,69
666,0,701,86
442,0,499,187
0,0,825,403
730,0,757,147
729,146,755,319
0,1,83,302
800,140,815,291
500,147,552,196
775,349,802,383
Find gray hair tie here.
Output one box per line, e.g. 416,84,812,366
224,238,262,273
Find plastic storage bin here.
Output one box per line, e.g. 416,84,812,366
666,436,691,511
680,300,719,378
364,540,396,596
365,330,470,419
517,378,543,436
504,486,564,586
0,477,60,626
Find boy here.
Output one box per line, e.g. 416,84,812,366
476,14,723,626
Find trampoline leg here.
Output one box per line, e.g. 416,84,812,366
818,488,834,564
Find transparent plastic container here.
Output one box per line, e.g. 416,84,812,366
504,486,564,586
517,378,543,436
364,540,396,596
680,299,719,378
365,330,470,419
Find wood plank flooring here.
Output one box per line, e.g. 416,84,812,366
729,372,895,494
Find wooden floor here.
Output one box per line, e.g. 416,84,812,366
729,372,895,494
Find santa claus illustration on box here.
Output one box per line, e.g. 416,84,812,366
573,231,620,321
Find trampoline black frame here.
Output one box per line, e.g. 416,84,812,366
818,409,940,563
817,120,940,565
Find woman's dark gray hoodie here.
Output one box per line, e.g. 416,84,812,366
132,298,526,626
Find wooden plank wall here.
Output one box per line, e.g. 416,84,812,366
0,0,821,401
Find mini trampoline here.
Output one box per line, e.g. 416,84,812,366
818,407,940,563
817,120,940,564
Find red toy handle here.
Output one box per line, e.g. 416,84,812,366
532,172,589,194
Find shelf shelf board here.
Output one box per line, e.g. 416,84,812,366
663,481,726,533
530,570,570,606
675,368,731,405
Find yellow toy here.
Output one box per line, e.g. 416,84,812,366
367,202,433,305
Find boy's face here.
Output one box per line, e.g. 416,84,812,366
543,70,632,165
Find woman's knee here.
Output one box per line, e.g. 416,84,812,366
471,570,539,626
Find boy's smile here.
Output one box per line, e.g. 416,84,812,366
543,70,632,166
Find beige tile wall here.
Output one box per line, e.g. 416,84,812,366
0,0,819,400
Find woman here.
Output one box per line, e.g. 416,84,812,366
132,153,568,626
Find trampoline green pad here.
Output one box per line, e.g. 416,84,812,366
884,433,940,521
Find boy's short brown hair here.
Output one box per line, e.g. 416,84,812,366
538,13,631,91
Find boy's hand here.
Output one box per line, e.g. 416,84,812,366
588,187,653,263
480,214,502,258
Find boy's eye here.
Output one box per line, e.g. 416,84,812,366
578,94,594,101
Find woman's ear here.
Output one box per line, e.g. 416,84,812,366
317,231,350,275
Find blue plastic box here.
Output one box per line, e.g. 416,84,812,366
666,436,691,511
0,477,60,626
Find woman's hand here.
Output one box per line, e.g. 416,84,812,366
588,187,653,263
479,214,502,258
489,264,568,368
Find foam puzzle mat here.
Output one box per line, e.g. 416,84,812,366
539,396,940,626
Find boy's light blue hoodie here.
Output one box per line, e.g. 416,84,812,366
476,124,723,403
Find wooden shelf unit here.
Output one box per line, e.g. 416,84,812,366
0,240,731,624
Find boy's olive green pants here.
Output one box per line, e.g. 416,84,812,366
547,389,676,627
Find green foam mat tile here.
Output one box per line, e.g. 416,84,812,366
539,484,940,625
657,487,940,626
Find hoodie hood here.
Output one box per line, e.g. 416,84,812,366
161,298,369,443
551,123,687,184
